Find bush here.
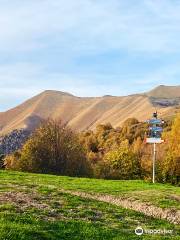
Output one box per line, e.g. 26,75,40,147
5,120,91,177
4,151,21,170
103,140,141,179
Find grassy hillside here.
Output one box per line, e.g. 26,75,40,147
0,170,179,240
1,85,179,134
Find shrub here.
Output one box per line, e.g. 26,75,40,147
5,120,91,177
4,151,21,170
103,140,141,179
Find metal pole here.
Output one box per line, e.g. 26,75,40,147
153,143,156,183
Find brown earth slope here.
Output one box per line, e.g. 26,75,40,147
0,85,180,134
146,85,180,98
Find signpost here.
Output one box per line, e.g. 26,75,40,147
145,112,164,183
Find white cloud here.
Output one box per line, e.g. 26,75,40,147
0,0,180,110
0,63,45,94
0,0,180,53
0,61,129,107
136,63,180,84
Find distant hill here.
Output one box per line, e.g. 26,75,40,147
0,85,180,134
146,85,180,98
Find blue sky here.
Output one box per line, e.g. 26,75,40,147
0,0,180,111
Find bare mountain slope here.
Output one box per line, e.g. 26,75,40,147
0,86,180,134
146,85,180,98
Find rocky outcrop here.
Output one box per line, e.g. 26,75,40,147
0,129,31,155
150,97,180,107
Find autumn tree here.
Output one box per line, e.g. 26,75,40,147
4,151,21,170
5,120,90,177
103,140,141,179
121,118,147,144
161,114,180,184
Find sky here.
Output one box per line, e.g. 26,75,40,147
0,0,180,111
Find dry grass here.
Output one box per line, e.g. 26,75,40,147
1,86,179,134
0,191,50,211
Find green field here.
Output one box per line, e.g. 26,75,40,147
0,170,179,240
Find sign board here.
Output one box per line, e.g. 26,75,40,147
145,112,165,183
146,138,164,144
149,127,163,132
146,119,164,124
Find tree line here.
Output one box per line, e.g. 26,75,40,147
2,114,180,185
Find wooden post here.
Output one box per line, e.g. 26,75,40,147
153,143,156,183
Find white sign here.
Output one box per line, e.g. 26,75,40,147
146,138,164,144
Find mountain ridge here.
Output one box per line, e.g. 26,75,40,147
145,85,180,98
0,85,180,134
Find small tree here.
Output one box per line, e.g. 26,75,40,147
103,140,141,179
6,120,90,177
4,151,21,170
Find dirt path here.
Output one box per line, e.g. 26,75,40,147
61,190,180,225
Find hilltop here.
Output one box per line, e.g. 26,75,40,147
146,85,180,98
0,85,180,135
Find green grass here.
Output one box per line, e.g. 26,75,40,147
0,170,179,209
0,170,179,240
